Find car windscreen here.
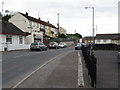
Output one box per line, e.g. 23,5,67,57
77,43,82,46
39,43,44,45
50,42,55,45
31,43,38,45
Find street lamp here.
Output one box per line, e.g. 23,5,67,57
85,7,95,44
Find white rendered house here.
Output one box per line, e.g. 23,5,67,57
1,21,30,51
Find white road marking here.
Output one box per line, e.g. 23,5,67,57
14,54,31,58
14,51,46,58
78,51,84,87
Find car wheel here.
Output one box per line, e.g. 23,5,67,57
30,49,33,51
39,47,42,51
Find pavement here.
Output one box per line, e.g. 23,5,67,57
14,50,91,88
94,50,118,88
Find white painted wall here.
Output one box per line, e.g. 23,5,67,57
95,39,120,45
9,13,29,32
9,12,44,44
0,34,30,51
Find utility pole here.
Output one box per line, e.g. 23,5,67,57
2,2,4,16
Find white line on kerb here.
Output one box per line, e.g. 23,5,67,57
78,51,84,87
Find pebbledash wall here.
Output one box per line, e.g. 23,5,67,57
0,34,30,51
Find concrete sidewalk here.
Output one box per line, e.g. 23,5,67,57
15,50,91,88
94,50,118,88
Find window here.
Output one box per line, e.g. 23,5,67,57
97,39,100,42
6,35,12,44
103,39,107,42
19,36,23,44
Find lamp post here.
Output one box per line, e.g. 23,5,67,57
85,7,95,44
85,7,95,55
2,2,4,16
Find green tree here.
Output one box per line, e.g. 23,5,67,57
59,34,67,38
2,10,15,22
74,33,82,38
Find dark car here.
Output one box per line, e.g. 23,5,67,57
30,42,47,51
49,42,59,49
75,43,82,50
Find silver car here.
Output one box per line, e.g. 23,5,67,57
75,43,82,50
58,42,67,48
49,42,59,49
30,42,47,51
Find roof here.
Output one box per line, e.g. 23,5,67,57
2,21,29,36
19,12,57,29
96,33,120,40
83,36,95,40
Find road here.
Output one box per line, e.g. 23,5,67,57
2,46,76,88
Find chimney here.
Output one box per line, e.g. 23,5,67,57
25,12,28,16
47,21,49,23
38,17,41,20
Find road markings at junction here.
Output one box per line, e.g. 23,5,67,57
78,51,84,87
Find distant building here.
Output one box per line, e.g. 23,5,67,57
59,27,67,35
95,33,120,45
82,36,95,43
0,21,30,51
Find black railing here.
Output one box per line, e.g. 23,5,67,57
82,46,97,88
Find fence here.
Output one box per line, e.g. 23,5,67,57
82,46,97,88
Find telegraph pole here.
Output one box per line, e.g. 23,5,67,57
2,2,4,16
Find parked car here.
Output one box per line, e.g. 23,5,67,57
30,42,47,51
75,43,83,50
49,42,59,49
58,42,67,48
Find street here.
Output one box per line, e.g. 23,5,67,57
2,46,83,88
2,47,119,88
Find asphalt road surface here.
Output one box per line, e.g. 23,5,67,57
2,47,75,88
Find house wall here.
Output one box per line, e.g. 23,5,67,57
59,27,66,35
0,34,30,51
9,13,29,33
95,39,119,44
9,13,44,44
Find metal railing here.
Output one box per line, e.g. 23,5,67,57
82,46,97,88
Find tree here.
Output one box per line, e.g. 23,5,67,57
59,34,67,38
2,10,15,22
74,33,82,38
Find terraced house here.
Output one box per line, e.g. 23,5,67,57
9,12,58,45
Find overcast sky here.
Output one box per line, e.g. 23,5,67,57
1,0,119,36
